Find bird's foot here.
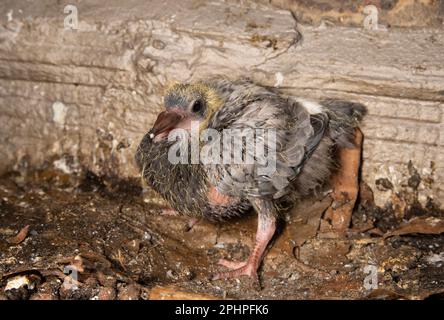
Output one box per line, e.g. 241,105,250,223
211,199,277,290
218,258,248,270
212,258,259,284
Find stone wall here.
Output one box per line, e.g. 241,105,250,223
0,0,443,207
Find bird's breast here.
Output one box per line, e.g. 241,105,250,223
135,133,250,221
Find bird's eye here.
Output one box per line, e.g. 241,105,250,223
192,100,204,113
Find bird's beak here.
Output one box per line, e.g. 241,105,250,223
149,109,185,141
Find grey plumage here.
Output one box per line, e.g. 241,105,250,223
135,77,366,221
135,77,367,280
204,78,365,203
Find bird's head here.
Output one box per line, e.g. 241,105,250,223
149,82,222,142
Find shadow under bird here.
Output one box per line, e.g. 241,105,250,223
135,77,366,282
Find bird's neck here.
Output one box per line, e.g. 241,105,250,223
136,134,208,217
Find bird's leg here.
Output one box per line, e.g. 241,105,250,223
324,128,363,233
212,198,276,282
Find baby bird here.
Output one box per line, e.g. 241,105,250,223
135,77,366,282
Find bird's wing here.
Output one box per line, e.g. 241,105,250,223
205,94,328,199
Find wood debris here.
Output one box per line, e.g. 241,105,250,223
6,225,30,245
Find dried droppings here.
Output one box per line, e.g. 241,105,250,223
375,178,393,192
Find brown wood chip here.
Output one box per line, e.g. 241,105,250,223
6,225,30,245
383,216,444,239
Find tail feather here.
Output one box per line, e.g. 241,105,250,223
321,99,367,148
322,99,367,122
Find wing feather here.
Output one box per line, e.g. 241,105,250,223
205,80,329,199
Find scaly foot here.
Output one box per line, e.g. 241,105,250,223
211,198,277,287
217,258,248,270
212,258,258,283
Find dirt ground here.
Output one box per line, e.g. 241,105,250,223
0,161,443,300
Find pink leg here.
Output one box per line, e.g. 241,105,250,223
212,199,276,282
218,259,247,269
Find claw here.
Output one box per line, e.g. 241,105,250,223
217,258,248,270
210,198,277,289
212,260,258,284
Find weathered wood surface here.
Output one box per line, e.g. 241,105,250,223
267,0,444,28
0,0,443,206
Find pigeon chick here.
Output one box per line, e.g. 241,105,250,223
135,77,366,282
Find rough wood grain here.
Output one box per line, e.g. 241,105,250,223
0,0,443,206
266,0,444,28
